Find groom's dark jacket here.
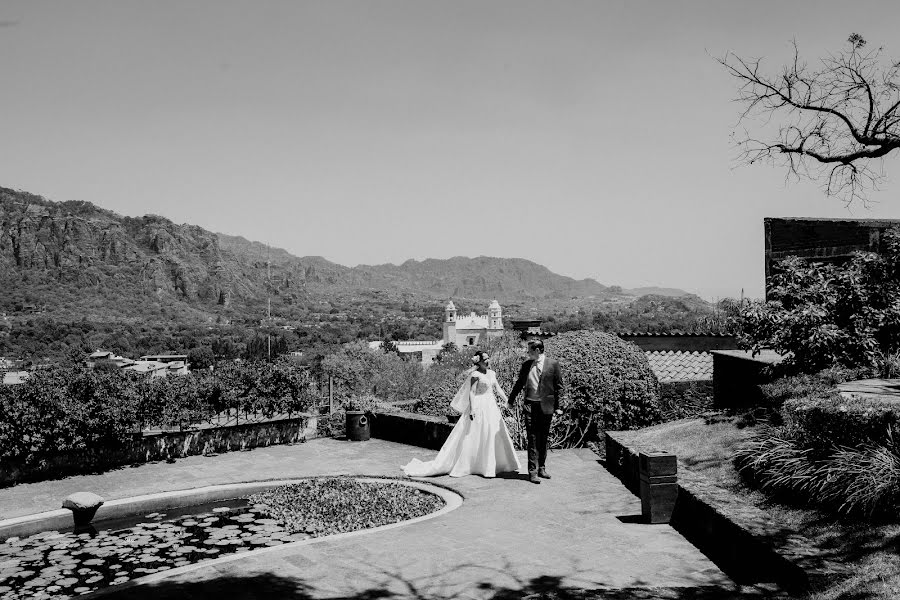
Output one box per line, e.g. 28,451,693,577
509,357,563,416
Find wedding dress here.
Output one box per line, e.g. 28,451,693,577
401,368,521,478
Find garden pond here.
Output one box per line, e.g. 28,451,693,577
0,477,447,599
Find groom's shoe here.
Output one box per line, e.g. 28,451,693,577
528,472,541,484
538,467,551,479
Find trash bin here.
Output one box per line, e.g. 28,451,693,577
345,410,371,441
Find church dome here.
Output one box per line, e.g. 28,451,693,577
489,299,501,309
445,300,456,311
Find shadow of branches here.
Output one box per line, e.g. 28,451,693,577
96,567,781,600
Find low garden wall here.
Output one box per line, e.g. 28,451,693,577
371,408,453,450
0,415,318,488
604,430,844,594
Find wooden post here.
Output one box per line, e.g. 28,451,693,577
639,451,678,524
329,376,334,414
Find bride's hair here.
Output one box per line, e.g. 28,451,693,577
471,350,489,365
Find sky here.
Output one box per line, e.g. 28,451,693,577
1,1,899,301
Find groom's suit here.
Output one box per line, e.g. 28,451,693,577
509,355,563,475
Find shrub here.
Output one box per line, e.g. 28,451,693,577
544,330,661,446
782,394,900,457
658,381,713,422
321,341,426,404
342,393,382,413
0,361,315,464
0,366,142,463
735,366,872,428
414,367,469,417
758,373,840,407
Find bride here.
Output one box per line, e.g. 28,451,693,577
402,351,521,478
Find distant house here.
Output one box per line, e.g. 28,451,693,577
123,360,187,377
86,350,135,369
85,350,189,376
367,339,444,364
2,371,29,385
136,355,189,376
139,354,189,364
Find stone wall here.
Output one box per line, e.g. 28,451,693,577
0,415,317,488
371,409,454,450
604,430,845,594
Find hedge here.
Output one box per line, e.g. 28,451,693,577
544,330,661,447
0,362,314,466
782,394,900,457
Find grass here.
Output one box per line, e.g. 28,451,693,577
623,416,900,600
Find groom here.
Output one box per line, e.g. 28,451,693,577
509,339,563,484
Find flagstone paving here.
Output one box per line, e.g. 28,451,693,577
0,438,773,599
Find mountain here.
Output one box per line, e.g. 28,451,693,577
623,286,694,298
353,257,610,301
0,187,621,326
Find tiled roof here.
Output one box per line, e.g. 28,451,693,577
619,332,735,337
645,350,713,383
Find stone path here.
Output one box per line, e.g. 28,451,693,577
0,438,764,599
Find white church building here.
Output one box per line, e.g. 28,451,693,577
369,300,504,364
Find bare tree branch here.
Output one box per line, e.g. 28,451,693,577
718,34,900,204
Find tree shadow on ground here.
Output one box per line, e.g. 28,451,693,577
98,571,783,600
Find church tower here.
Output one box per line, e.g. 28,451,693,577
488,299,503,332
442,300,457,345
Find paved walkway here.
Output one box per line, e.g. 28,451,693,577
838,378,900,402
1,439,762,599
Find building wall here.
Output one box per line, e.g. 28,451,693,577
764,217,900,296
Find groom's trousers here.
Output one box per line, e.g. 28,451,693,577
523,400,553,474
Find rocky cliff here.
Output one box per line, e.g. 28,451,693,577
0,186,631,325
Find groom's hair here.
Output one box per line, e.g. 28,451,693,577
527,339,544,353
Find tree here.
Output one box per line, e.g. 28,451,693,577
187,346,215,370
737,227,900,373
432,342,458,363
379,338,400,356
719,34,900,204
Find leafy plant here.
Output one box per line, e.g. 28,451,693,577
247,477,445,536
738,227,900,373
341,393,382,414
735,427,900,518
